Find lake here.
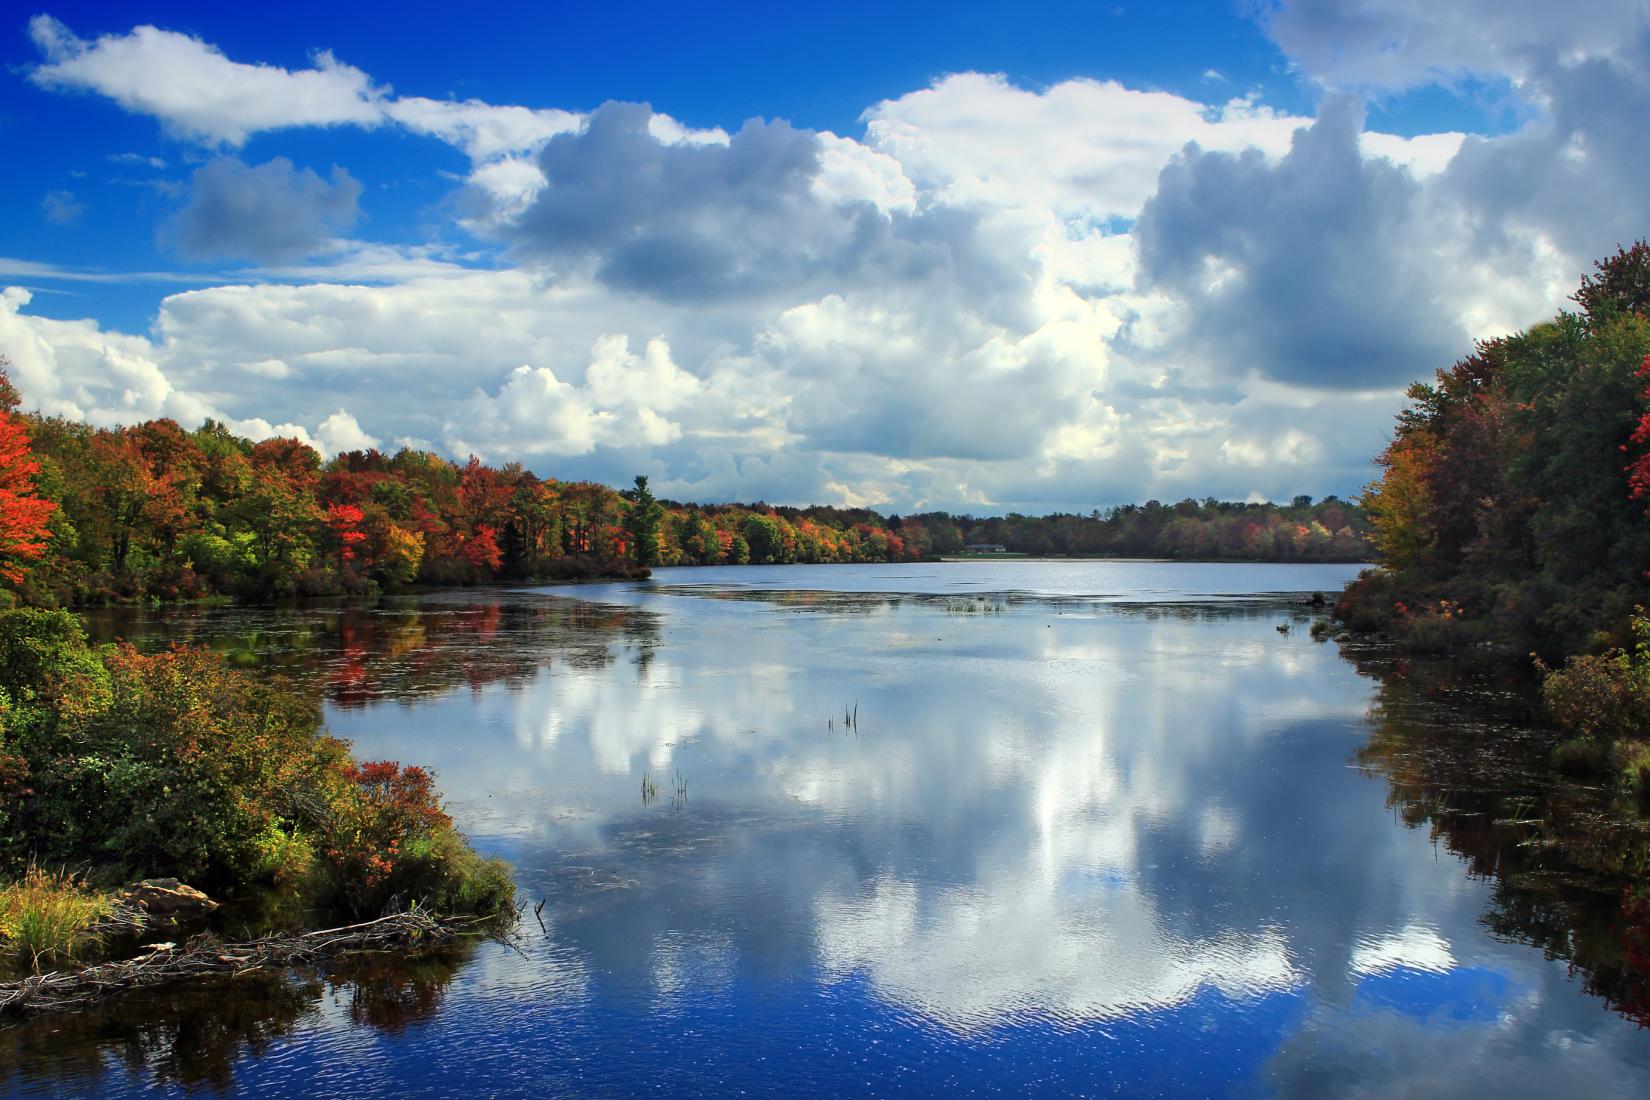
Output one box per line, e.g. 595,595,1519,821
6,560,1650,1097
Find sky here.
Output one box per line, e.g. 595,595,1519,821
3,1,1649,514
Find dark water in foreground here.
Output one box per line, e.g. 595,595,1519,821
7,561,1650,1097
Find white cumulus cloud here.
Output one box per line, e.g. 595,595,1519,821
28,15,386,146
11,10,1646,512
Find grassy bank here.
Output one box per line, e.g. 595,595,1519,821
0,608,513,973
0,868,112,971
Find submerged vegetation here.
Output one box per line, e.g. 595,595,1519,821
0,607,513,973
1338,241,1650,758
943,597,1005,614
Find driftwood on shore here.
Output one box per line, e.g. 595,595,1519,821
0,908,483,1019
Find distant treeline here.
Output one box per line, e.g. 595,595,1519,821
0,364,1369,605
906,497,1369,561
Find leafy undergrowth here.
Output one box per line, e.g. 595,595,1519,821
0,607,514,961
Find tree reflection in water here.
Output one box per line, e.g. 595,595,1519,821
1348,645,1650,1029
0,943,473,1094
35,590,1650,1092
79,592,661,708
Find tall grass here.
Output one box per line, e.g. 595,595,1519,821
0,866,113,971
383,831,515,918
1620,741,1650,791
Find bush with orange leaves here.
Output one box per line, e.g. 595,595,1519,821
321,759,513,916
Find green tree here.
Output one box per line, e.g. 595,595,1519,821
740,513,784,564
231,438,322,593
625,475,664,567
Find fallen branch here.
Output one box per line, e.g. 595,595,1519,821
1,908,488,1019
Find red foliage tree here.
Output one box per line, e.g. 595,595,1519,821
325,502,368,563
0,365,56,586
1627,356,1650,503
460,523,503,572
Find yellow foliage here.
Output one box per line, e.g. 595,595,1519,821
1362,432,1437,573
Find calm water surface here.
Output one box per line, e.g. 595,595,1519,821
7,561,1650,1097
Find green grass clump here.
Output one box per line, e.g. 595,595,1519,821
1619,741,1650,791
0,865,112,971
1552,737,1612,775
380,829,516,918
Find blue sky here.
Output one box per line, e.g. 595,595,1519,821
4,2,1648,512
7,0,1309,320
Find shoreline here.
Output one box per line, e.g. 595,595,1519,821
1,908,500,1020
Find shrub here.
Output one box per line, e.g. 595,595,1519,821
1540,650,1650,742
0,687,25,839
1393,599,1480,653
318,761,514,917
384,828,515,918
251,823,317,887
1552,737,1613,774
1622,741,1650,791
31,642,343,884
1333,569,1406,633
321,761,449,913
0,608,107,704
0,608,513,921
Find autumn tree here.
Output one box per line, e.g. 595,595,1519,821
0,362,56,589
504,475,563,575
129,419,206,557
1623,356,1650,486
1575,239,1650,322
741,513,786,564
1343,243,1650,657
376,523,426,585
325,503,368,567
452,458,510,578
